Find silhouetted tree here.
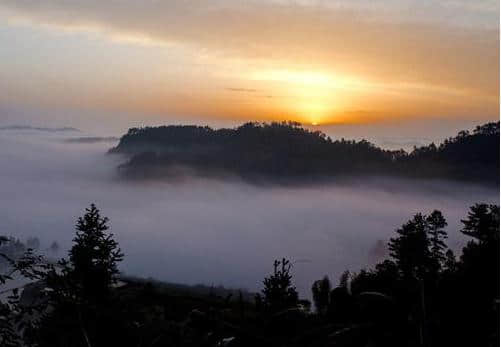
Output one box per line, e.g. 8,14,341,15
0,236,47,347
460,204,499,244
426,210,448,272
351,260,400,297
441,203,501,347
389,213,431,279
2,202,500,347
39,204,124,347
259,258,298,313
64,203,124,302
311,276,331,315
459,204,499,300
328,283,353,323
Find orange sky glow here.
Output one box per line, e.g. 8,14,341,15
0,1,498,129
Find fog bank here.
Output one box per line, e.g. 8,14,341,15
0,129,498,296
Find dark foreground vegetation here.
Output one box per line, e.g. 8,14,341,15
110,121,499,184
1,202,498,347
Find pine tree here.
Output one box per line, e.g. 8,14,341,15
426,210,448,272
260,258,298,313
461,204,499,245
459,204,499,302
66,204,123,302
388,213,431,279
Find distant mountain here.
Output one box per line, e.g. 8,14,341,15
110,121,499,185
0,125,80,132
64,136,119,144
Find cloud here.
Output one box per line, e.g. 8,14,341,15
0,0,497,97
225,88,258,93
0,1,497,126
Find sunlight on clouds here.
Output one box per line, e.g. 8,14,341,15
248,69,356,89
4,13,171,48
246,69,373,124
0,1,497,126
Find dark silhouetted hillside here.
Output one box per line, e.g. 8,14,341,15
110,121,499,184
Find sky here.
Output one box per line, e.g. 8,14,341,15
0,0,499,135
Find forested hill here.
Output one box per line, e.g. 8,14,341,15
109,121,499,184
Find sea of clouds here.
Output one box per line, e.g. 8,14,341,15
0,127,498,296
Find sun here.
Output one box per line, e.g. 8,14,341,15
247,68,344,125
298,101,330,126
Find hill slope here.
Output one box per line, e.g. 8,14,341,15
110,121,499,184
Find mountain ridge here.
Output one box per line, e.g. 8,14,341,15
110,121,499,185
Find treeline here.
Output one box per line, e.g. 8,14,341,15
0,237,59,269
0,203,498,346
110,121,500,184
